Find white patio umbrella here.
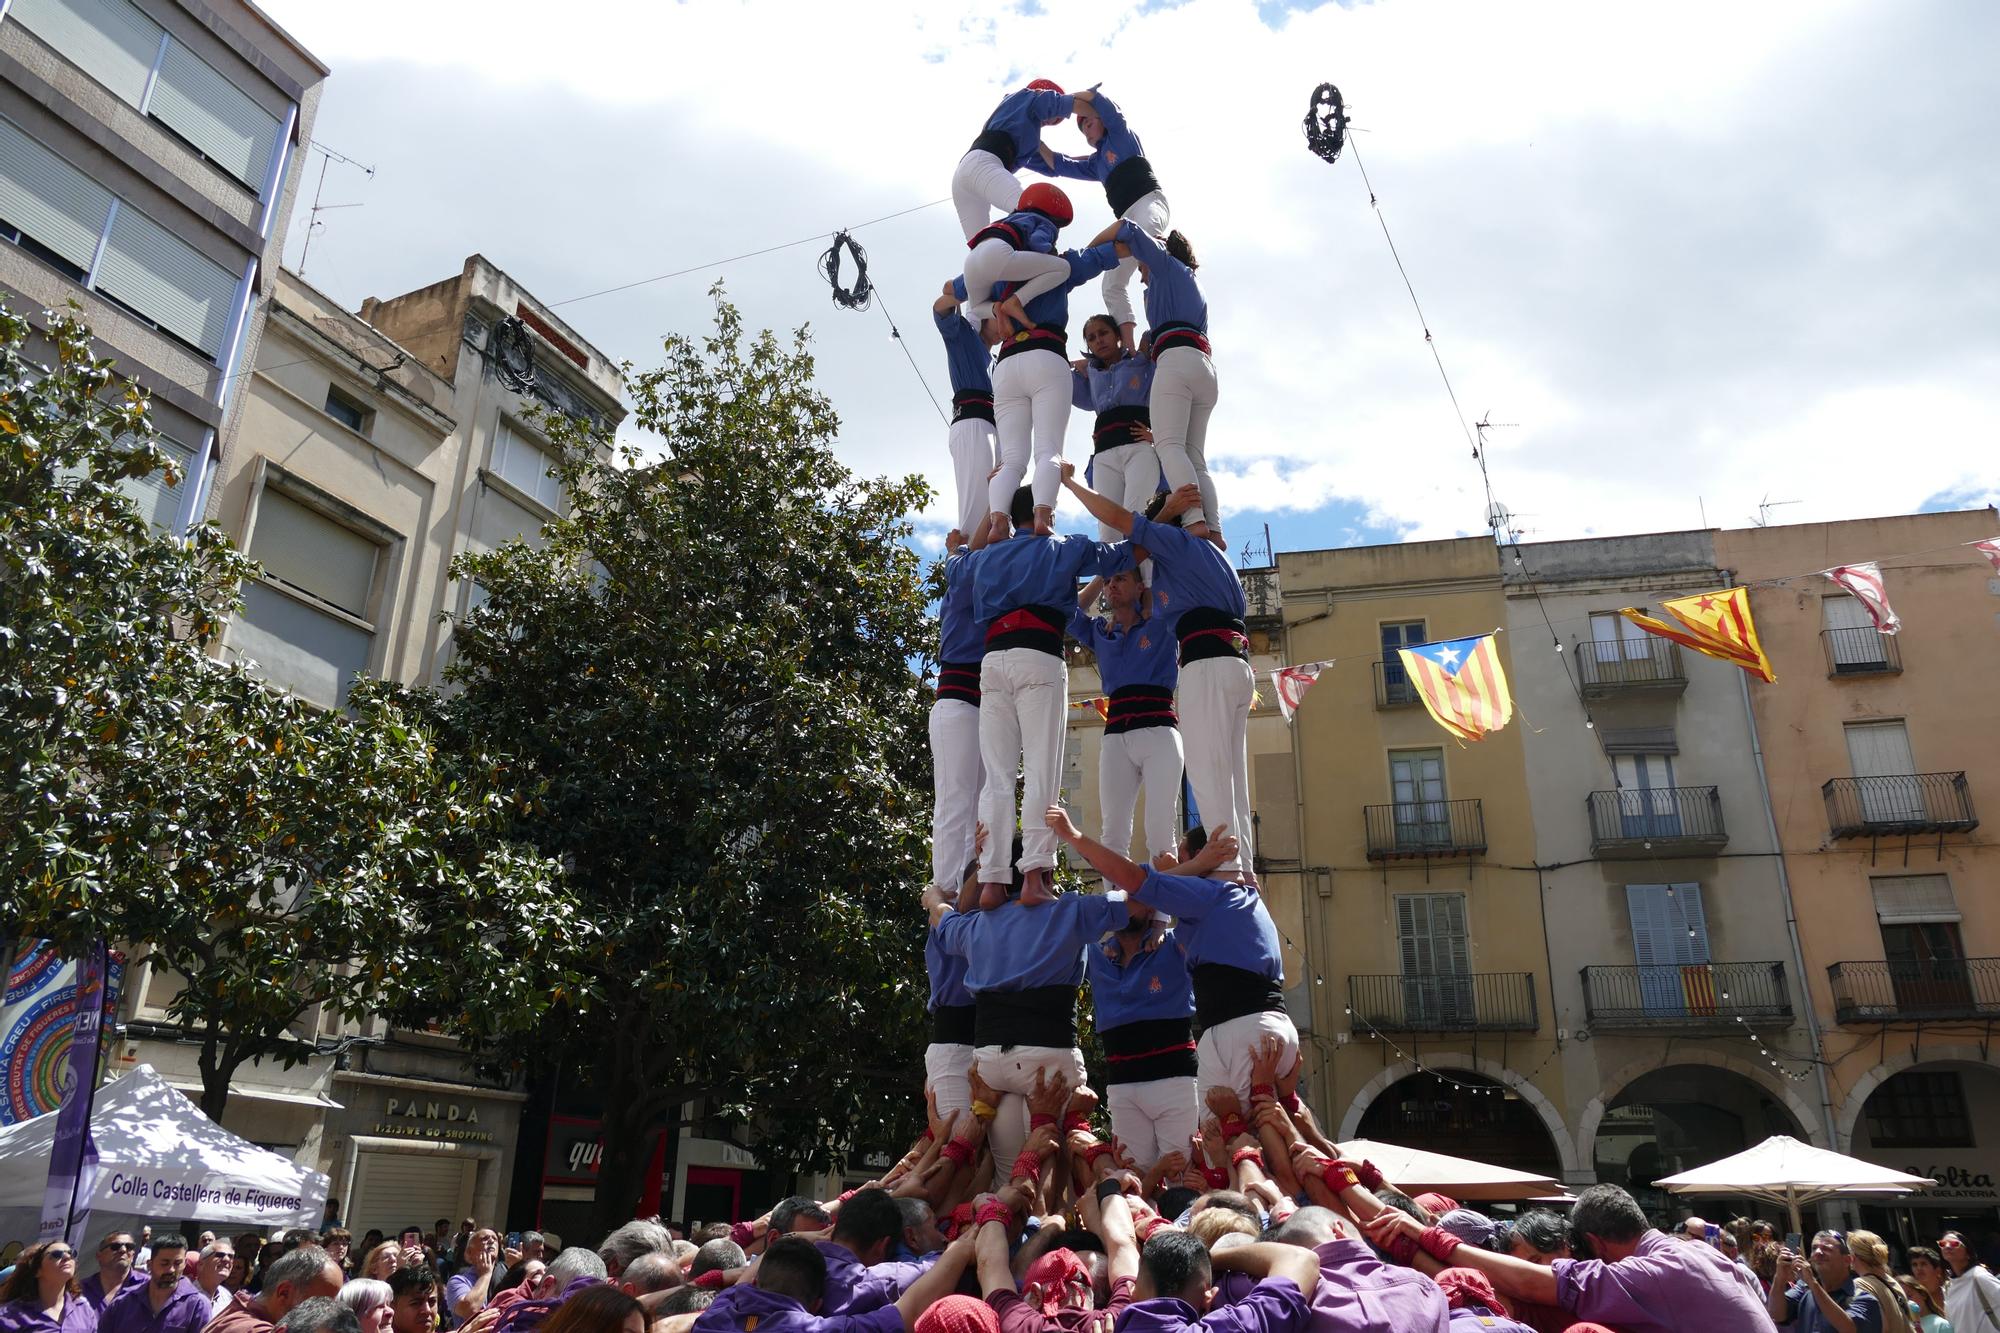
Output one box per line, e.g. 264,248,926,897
1337,1137,1566,1202
1653,1134,1935,1235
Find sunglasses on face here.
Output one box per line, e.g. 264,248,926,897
47,1250,75,1261
105,1243,139,1252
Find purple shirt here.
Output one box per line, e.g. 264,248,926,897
1446,1311,1532,1332
814,1242,901,1317
1552,1230,1769,1333
1302,1238,1448,1333
79,1277,143,1319
694,1286,902,1333
100,1281,209,1333
0,1294,98,1333
1116,1278,1310,1333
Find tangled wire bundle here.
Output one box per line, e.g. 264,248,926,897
491,315,539,394
820,230,874,311
1303,82,1348,165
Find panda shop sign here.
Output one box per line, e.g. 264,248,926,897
371,1096,495,1144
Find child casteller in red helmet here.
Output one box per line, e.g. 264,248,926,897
953,81,1086,241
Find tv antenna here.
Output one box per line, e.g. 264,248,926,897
297,140,375,278
1752,495,1800,527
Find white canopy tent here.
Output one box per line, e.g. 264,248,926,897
0,1064,327,1249
1338,1137,1567,1202
1654,1134,1936,1235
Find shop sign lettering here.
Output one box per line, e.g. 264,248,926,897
369,1096,494,1143
1903,1163,1997,1201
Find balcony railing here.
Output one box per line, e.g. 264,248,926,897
1582,962,1792,1030
1364,798,1486,860
1577,637,1685,698
1373,659,1419,709
1822,626,1902,677
1828,959,2000,1023
1349,972,1538,1032
1586,785,1728,857
1242,567,1281,624
1823,773,1977,838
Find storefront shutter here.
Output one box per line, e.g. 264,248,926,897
348,1152,473,1239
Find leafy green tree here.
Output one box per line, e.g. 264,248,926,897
421,288,935,1232
0,303,573,1119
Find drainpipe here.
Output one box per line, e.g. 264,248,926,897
1738,666,1839,1152
1283,591,1335,1115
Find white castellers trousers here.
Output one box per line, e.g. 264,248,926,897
925,1041,975,1118
1088,440,1164,542
963,241,1073,322
1099,725,1183,863
1102,190,1171,333
948,415,996,534
977,647,1067,880
1197,1009,1299,1106
953,149,1023,240
1179,655,1252,874
928,696,982,893
1106,1075,1198,1173
1151,344,1219,529
976,1044,1087,1180
990,348,1072,515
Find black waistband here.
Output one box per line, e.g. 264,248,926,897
1151,322,1211,359
1099,1015,1197,1085
1105,155,1164,221
1177,605,1250,664
952,390,995,425
996,323,1068,364
1104,684,1176,735
974,985,1078,1048
970,219,1025,252
931,1003,977,1046
1093,403,1151,452
985,604,1065,657
1190,963,1285,1030
938,660,982,707
969,128,1018,173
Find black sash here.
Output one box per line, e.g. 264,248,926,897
1099,1015,1197,1085
937,661,981,707
1190,963,1285,1030
974,985,1077,1048
1092,403,1151,452
1104,684,1175,736
952,391,995,425
1151,321,1211,359
984,605,1064,657
995,323,1068,365
1177,605,1249,664
930,1003,977,1046
969,128,1018,173
1105,156,1164,219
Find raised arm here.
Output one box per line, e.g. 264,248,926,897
893,1231,978,1332
1059,460,1137,537
1048,804,1147,892
1115,219,1176,274
1208,1242,1320,1292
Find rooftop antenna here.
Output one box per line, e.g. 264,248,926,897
297,140,375,278
1238,522,1273,570
1752,495,1800,528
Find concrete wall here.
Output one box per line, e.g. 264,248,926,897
1716,508,2000,1152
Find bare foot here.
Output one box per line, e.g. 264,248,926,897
994,295,1031,335
978,880,1009,911
1033,505,1055,537
1019,867,1056,906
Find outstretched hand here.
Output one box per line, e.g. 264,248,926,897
1180,824,1237,875
1046,804,1082,843
1058,459,1077,485
1157,483,1201,521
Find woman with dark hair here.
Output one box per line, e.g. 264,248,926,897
1940,1230,2000,1333
534,1285,643,1333
1071,314,1159,541
0,1241,94,1333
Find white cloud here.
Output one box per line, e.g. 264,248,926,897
261,0,2000,550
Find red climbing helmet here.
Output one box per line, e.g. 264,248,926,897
1026,79,1065,94
1018,182,1073,228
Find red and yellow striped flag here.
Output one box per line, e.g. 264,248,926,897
1397,634,1513,742
1618,587,1775,683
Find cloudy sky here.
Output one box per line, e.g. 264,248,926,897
257,0,1998,559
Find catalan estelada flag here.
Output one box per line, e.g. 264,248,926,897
1618,587,1776,683
1398,634,1513,742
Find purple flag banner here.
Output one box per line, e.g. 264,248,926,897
39,941,106,1244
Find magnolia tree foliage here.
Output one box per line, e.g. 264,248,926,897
422,287,936,1232
0,304,573,1119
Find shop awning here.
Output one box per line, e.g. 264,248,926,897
1337,1137,1567,1201
1654,1134,1935,1233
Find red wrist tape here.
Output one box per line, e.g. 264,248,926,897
1029,1113,1057,1129
1199,1163,1229,1188
837,1189,858,1204
1382,1231,1419,1266
693,1271,727,1290
1011,1151,1043,1181
1063,1113,1091,1134
1137,1217,1170,1242
1280,1092,1301,1115
1230,1147,1264,1169
975,1201,1014,1231
1418,1225,1463,1265
1341,1158,1385,1192
946,1203,975,1238
1219,1116,1250,1142
1248,1083,1277,1101
728,1222,756,1248
940,1138,975,1167
1081,1140,1116,1165
1321,1161,1362,1192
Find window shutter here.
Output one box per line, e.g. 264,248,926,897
1627,885,1666,967
9,0,161,106
1396,896,1424,976
1823,596,1873,631
1673,883,1712,964
116,433,192,529
1628,885,1706,966
247,489,378,619
1600,726,1678,756
1871,875,1960,925
1845,721,1916,778
95,201,237,355
1436,894,1469,975
0,115,114,270
147,37,278,189
493,419,561,510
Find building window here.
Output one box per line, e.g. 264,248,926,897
1610,752,1682,837
230,479,387,709
1625,883,1712,1018
117,433,194,530
8,0,285,193
1844,719,1925,823
1379,620,1424,699
1388,748,1448,850
1864,1071,1972,1148
490,418,561,512
1589,611,1652,662
1823,595,1893,672
1395,892,1470,1025
0,114,240,358
323,385,370,434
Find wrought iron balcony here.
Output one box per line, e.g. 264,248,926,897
1348,972,1538,1033
1586,785,1727,857
1828,959,2000,1023
1582,962,1791,1030
1373,659,1419,709
1577,637,1685,699
1822,626,1902,677
1823,773,1977,839
1364,799,1486,860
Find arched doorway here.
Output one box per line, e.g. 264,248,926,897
1846,1058,2000,1250
1594,1065,1804,1220
1355,1069,1563,1179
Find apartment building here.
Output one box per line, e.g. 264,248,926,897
0,0,324,528
1718,510,1998,1240
114,254,628,1237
